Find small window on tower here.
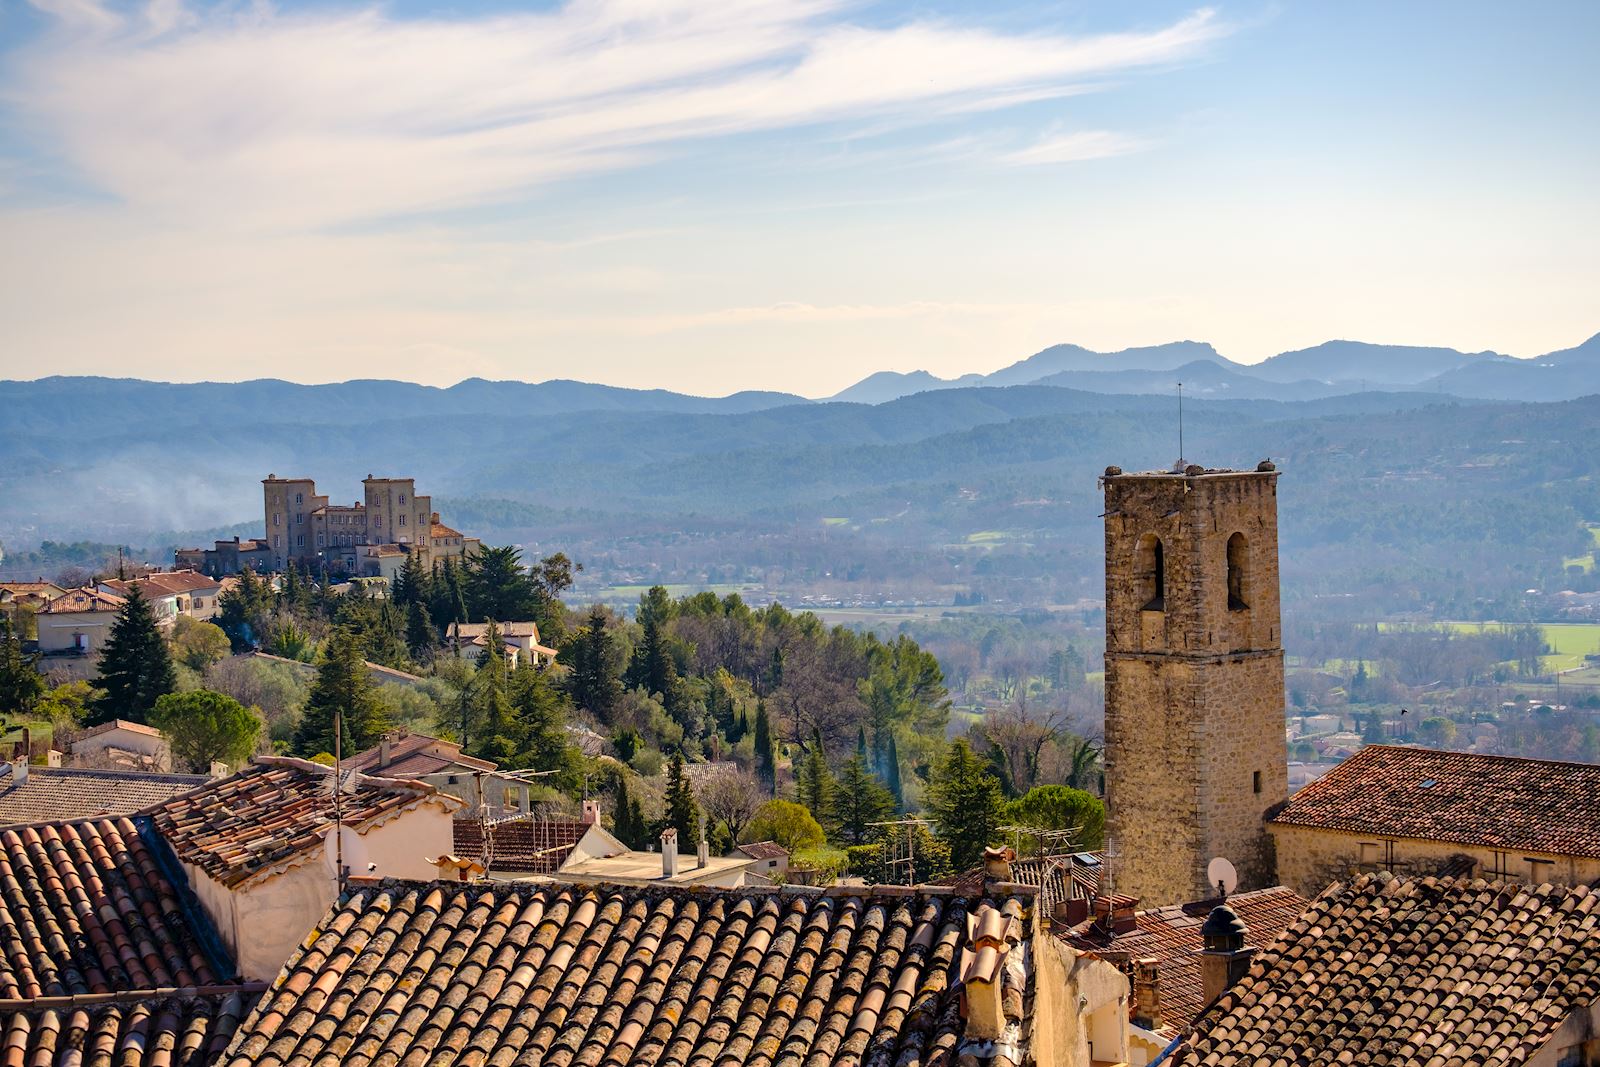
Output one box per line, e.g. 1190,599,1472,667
1136,534,1165,611
1227,532,1249,611
1252,770,1262,794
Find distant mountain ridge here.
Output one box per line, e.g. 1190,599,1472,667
829,332,1600,404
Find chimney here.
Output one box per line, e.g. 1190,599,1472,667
697,836,709,869
660,829,679,877
10,759,26,786
982,845,1014,886
1132,958,1163,1030
961,905,1011,1041
1199,902,1255,1006
581,799,602,826
378,733,392,769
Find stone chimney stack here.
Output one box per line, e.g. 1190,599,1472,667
960,905,1013,1041
10,759,26,786
581,799,602,826
660,829,679,878
1132,958,1163,1030
1199,902,1255,1006
378,733,392,769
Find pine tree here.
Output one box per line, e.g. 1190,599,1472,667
856,725,868,761
613,776,641,848
663,753,700,846
508,663,572,779
627,586,680,717
753,698,776,795
90,584,177,725
926,738,1005,869
292,630,391,757
0,612,45,716
832,754,894,845
282,559,306,610
217,566,274,651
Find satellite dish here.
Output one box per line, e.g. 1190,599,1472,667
323,824,370,877
1207,856,1238,898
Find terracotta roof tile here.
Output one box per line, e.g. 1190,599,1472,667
0,769,209,829
452,819,587,873
1270,745,1600,857
735,841,789,862
1063,885,1308,1030
148,759,455,889
0,990,257,1067
345,731,496,777
221,880,1032,1067
39,589,123,614
0,817,220,998
1167,874,1600,1066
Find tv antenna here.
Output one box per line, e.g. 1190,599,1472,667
1177,380,1185,465
1207,856,1239,900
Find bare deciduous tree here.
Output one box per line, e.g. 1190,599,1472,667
699,766,764,846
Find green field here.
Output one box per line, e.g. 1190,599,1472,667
593,582,761,600
1563,527,1600,572
965,530,1009,544
821,517,850,526
1438,621,1600,672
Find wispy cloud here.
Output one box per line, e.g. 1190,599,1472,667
7,0,1225,228
1002,129,1149,166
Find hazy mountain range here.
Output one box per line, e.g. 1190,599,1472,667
4,331,1600,617
828,333,1600,404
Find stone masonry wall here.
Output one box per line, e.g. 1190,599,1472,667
1103,470,1288,907
1269,822,1600,900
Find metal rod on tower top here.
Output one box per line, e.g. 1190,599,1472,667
1177,381,1185,464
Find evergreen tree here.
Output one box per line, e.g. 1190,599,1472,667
754,698,776,795
626,586,681,717
391,552,430,608
463,545,539,622
832,753,894,845
90,584,177,725
884,731,904,810
404,599,438,662
663,753,700,846
0,613,45,716
507,663,573,780
217,566,274,651
429,559,467,631
468,623,515,760
613,775,642,848
563,608,622,720
281,559,307,611
856,725,868,761
794,730,834,829
292,631,391,757
926,738,1005,869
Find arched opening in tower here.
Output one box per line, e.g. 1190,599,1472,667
1227,532,1249,611
1137,534,1165,612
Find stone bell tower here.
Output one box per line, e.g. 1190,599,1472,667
1100,462,1287,906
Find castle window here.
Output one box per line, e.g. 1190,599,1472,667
1252,770,1261,794
295,493,302,505
399,494,406,504
1227,532,1249,611
398,515,405,526
1135,534,1165,611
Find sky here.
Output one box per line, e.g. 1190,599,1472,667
0,1,1596,397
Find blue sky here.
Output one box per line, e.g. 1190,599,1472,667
0,0,1595,395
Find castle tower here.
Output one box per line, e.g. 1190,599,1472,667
1101,462,1287,906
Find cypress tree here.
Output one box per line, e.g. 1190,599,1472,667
90,584,177,725
833,753,894,846
663,753,700,846
884,731,903,810
926,739,1005,870
613,776,639,848
795,729,834,829
405,599,438,662
753,698,776,795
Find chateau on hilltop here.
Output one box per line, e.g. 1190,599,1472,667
1101,461,1289,906
178,474,477,578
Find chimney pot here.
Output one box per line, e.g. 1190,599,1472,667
660,829,679,878
10,759,26,786
581,799,601,826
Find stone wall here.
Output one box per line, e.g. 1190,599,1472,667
1269,822,1600,900
1103,469,1288,907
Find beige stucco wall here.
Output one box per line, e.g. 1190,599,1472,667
190,798,456,981
1269,822,1600,900
72,729,169,765
1104,472,1288,907
35,610,117,654
1033,930,1131,1067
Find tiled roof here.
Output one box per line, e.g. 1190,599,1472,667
40,588,123,614
735,840,788,862
1167,874,1600,1066
0,990,259,1067
939,853,1100,916
0,817,221,998
1063,886,1308,1031
430,522,463,539
75,719,164,741
222,880,1031,1067
149,758,457,889
103,572,222,599
450,621,542,640
453,818,587,873
346,730,496,778
0,768,209,828
0,582,65,599
1269,745,1600,857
